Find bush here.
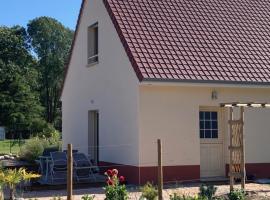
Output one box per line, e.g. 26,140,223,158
30,119,61,141
19,137,49,162
169,193,207,200
228,189,245,200
0,167,40,200
199,184,217,200
81,194,95,200
104,169,128,200
139,182,158,200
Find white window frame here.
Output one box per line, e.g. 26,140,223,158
87,22,98,66
199,111,219,139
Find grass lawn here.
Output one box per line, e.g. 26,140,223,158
0,139,26,155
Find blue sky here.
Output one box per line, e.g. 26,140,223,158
0,0,82,30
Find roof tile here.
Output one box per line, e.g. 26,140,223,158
104,0,270,84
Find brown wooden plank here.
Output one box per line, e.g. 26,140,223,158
229,107,234,192
240,107,246,190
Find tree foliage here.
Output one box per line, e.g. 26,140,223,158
27,17,73,126
0,27,43,130
0,17,73,133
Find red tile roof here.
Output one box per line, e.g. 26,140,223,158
104,0,270,84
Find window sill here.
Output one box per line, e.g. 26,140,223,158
86,61,99,68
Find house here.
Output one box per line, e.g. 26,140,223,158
61,0,270,184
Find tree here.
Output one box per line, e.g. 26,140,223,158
0,26,43,130
27,17,73,126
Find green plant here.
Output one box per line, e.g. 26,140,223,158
169,193,207,200
0,167,4,185
139,182,158,200
104,169,128,200
199,184,217,200
81,194,95,200
228,189,245,200
0,184,4,200
0,168,40,200
19,137,49,162
46,129,61,145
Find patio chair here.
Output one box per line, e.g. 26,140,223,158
36,147,59,182
73,153,97,182
50,151,67,183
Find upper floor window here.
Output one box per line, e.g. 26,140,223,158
87,23,98,65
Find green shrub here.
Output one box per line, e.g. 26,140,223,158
30,120,61,140
228,189,245,200
104,169,128,200
19,137,49,162
169,193,207,200
81,194,95,200
139,182,158,200
199,184,217,200
0,184,3,200
46,129,61,145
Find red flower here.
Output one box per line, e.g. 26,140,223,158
119,176,125,183
112,169,118,176
106,169,113,177
107,179,113,185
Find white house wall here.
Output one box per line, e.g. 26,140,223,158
139,85,270,167
61,0,139,166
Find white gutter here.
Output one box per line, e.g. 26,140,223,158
140,79,270,89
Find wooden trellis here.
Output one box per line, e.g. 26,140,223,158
220,102,270,191
229,106,245,191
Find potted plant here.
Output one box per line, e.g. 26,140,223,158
0,168,40,200
0,168,5,200
0,182,4,200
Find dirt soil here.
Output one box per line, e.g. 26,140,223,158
17,183,270,200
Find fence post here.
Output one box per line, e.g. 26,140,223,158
67,144,73,200
157,139,163,200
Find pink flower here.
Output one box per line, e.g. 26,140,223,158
106,169,113,177
107,179,113,185
112,169,118,176
119,176,125,183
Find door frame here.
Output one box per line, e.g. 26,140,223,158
199,106,226,178
88,110,99,164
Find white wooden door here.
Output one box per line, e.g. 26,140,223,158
88,110,99,164
200,108,225,178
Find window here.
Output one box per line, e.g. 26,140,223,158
87,23,98,65
199,111,218,139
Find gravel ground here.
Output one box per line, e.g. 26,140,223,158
19,183,270,200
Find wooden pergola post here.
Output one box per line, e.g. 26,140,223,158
222,102,270,191
229,107,234,192
240,107,245,190
157,139,163,200
67,144,73,200
227,105,246,191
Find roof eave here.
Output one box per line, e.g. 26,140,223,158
141,78,270,89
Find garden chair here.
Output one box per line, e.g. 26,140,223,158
36,147,59,183
50,151,67,183
73,153,97,182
